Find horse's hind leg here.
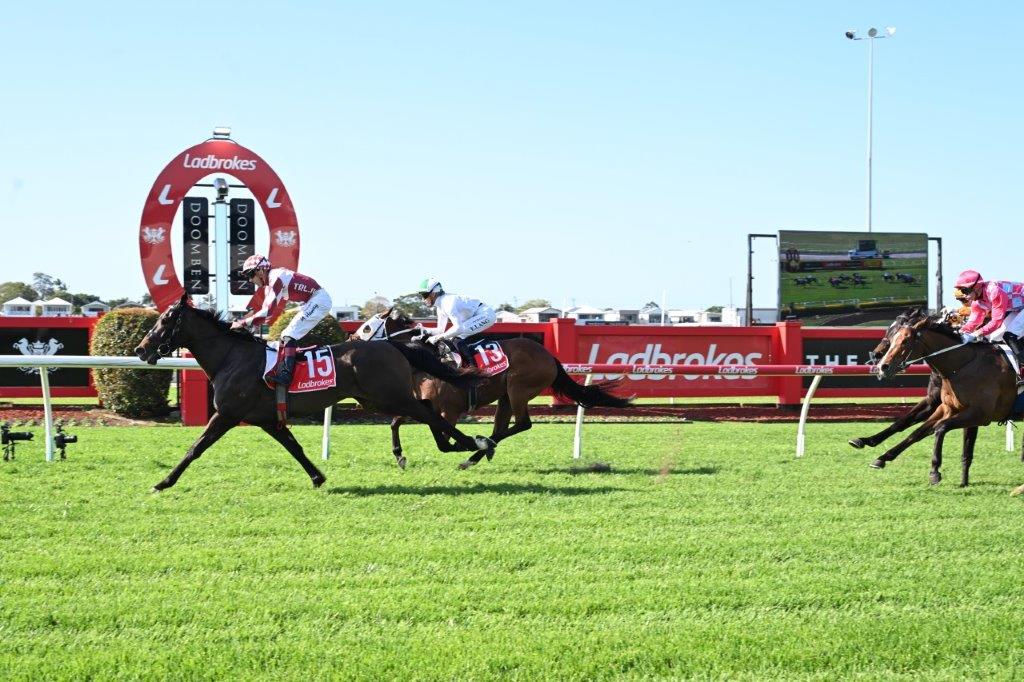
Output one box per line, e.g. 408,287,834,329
260,425,326,488
490,393,533,446
961,426,979,488
153,411,240,491
929,427,948,486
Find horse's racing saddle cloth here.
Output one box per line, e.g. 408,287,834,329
460,339,509,377
264,343,337,393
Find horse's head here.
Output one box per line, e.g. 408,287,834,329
875,309,952,380
353,306,419,342
135,294,189,364
868,308,921,366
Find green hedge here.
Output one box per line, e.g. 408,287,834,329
267,307,347,346
90,308,172,417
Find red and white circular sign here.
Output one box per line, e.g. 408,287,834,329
139,139,300,311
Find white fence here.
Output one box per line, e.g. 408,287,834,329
0,356,336,462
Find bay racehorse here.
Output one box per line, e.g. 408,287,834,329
135,295,495,490
873,309,1019,486
354,308,632,469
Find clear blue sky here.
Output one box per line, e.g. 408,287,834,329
2,2,1020,311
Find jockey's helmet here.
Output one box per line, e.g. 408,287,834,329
954,269,983,298
417,277,443,299
241,254,271,278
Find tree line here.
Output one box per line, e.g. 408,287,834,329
0,272,152,312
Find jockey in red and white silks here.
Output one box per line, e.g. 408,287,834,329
954,269,1024,343
234,257,332,342
416,277,496,353
232,254,333,423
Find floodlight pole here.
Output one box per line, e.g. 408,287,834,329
929,236,943,311
847,27,895,233
745,233,777,326
213,180,230,316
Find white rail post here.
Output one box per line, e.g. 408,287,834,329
39,367,54,462
572,374,594,460
795,374,823,458
1007,421,1014,453
322,405,333,460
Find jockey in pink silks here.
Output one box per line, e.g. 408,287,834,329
954,269,1024,382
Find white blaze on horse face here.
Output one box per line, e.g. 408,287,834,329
877,327,910,375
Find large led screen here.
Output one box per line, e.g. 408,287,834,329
779,230,928,326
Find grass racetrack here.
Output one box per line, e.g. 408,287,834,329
4,421,1024,679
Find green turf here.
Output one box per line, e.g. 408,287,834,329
3,421,1024,680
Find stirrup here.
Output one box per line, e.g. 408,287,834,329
276,383,289,426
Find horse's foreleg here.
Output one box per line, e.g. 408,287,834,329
871,408,945,469
849,396,936,449
390,416,408,469
961,426,979,488
153,411,240,491
260,425,326,488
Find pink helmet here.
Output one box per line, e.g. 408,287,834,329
954,269,983,290
241,254,271,277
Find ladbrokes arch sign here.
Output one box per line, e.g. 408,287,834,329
139,136,300,311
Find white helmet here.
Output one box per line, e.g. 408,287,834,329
417,277,443,298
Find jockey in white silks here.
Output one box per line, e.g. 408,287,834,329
415,277,496,366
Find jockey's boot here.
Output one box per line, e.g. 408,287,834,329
439,339,462,368
274,338,298,426
1004,333,1024,388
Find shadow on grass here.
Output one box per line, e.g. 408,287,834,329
532,465,720,477
325,482,627,497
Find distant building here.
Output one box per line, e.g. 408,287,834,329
81,300,111,317
2,297,34,317
519,307,561,323
332,305,361,322
495,310,522,323
638,305,665,325
602,308,639,324
564,305,606,324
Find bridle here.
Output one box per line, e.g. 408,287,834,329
890,320,968,374
146,303,185,358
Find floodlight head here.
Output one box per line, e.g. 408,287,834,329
845,29,857,39
213,177,229,200
885,26,896,36
868,27,879,37
212,126,232,139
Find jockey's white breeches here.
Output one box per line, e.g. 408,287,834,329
282,289,333,341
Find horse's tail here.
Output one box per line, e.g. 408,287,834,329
388,341,481,391
551,363,632,408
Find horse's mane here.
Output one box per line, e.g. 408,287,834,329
187,305,268,347
922,313,960,341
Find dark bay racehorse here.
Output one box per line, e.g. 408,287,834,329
873,310,1019,486
135,295,494,490
355,309,632,469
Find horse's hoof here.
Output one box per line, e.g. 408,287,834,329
929,472,942,486
150,486,162,494
848,438,865,449
869,459,885,469
152,480,171,491
396,456,407,470
1010,485,1024,497
458,459,476,470
312,474,327,488
474,435,496,454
